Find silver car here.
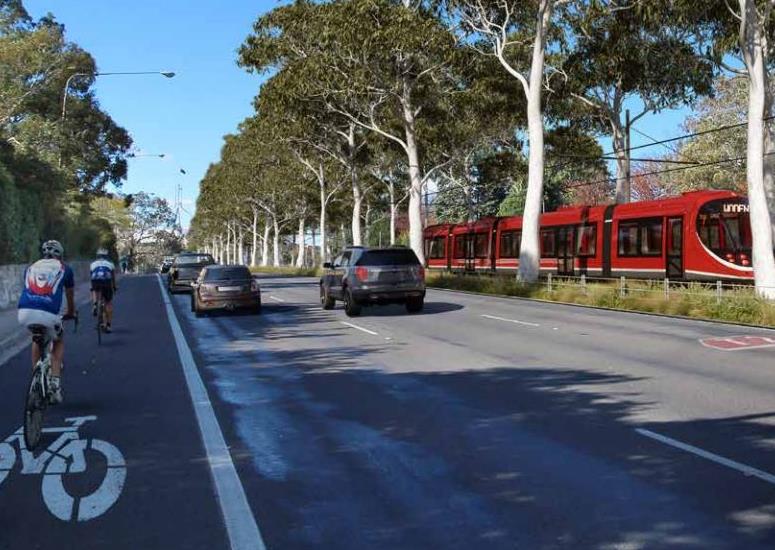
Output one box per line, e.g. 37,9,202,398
320,246,425,317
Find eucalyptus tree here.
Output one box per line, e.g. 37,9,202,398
561,0,714,204
446,0,574,281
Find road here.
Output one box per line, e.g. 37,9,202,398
2,273,775,549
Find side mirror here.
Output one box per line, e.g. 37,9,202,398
323,262,333,269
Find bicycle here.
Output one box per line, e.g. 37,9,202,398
95,291,105,345
24,313,78,450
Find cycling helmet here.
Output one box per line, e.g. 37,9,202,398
96,247,109,258
41,240,64,259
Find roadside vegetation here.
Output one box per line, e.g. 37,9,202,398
428,273,775,327
250,266,321,278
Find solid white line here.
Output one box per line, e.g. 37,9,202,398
481,314,540,327
156,275,266,550
340,321,379,336
636,428,775,486
269,296,285,302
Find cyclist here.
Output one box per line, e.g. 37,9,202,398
17,240,75,404
90,248,117,333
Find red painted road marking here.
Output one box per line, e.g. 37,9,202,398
700,335,775,351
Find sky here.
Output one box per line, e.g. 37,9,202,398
25,1,693,229
25,0,276,230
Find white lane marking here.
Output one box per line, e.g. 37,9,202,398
269,296,285,302
157,275,266,550
340,321,379,336
636,428,775,486
481,314,540,327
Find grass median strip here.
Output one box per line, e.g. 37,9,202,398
428,273,775,328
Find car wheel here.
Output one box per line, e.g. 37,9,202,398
253,303,262,315
343,288,362,317
190,296,196,312
406,297,424,313
320,285,335,310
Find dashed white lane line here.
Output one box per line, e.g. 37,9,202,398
157,276,266,550
340,321,379,336
481,314,540,327
636,428,775,486
269,295,285,302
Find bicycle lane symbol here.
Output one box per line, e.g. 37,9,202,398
0,415,127,522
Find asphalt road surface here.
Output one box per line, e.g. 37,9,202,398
2,274,775,549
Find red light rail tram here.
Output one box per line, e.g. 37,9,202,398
424,190,757,281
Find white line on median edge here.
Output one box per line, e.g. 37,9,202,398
340,321,379,336
481,314,540,327
636,428,775,486
269,296,285,302
156,275,266,550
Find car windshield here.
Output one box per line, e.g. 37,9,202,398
356,249,420,266
175,255,214,266
204,267,251,281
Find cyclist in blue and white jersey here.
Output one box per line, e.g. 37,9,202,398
90,248,117,333
17,240,75,404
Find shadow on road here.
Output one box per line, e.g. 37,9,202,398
178,291,775,550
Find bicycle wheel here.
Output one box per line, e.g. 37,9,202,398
23,369,46,450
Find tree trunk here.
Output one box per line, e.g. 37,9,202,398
517,0,552,282
611,120,630,204
364,201,372,246
764,87,774,242
272,216,281,267
402,77,425,264
741,0,775,300
261,223,270,266
319,178,328,265
295,217,305,268
388,179,397,245
251,209,258,266
237,225,244,265
225,225,232,264
348,125,363,246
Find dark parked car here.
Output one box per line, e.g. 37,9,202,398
167,253,215,293
320,246,425,317
190,265,261,317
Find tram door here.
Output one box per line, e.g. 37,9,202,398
556,226,575,276
464,233,476,272
666,217,684,279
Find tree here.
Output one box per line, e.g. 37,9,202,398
448,0,565,281
122,192,176,270
562,0,714,203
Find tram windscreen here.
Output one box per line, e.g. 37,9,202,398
696,199,752,265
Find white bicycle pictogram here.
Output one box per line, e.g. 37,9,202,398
0,415,126,522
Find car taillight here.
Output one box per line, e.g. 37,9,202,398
417,266,425,281
354,266,369,282
251,280,259,292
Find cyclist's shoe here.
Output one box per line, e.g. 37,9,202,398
92,303,97,317
49,376,63,405
104,324,112,334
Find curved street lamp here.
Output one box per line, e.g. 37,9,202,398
60,71,176,121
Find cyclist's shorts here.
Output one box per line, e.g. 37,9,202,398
18,309,64,341
92,280,114,303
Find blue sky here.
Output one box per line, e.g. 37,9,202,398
26,2,692,228
25,0,275,229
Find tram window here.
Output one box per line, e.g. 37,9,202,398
474,233,489,258
426,237,446,259
453,236,466,258
540,229,556,257
618,223,639,256
640,220,663,255
500,230,521,258
696,199,753,265
577,225,597,256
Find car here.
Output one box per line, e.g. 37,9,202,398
159,256,174,274
190,265,261,317
167,252,215,293
320,246,425,317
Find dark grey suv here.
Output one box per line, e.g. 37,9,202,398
320,246,425,317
